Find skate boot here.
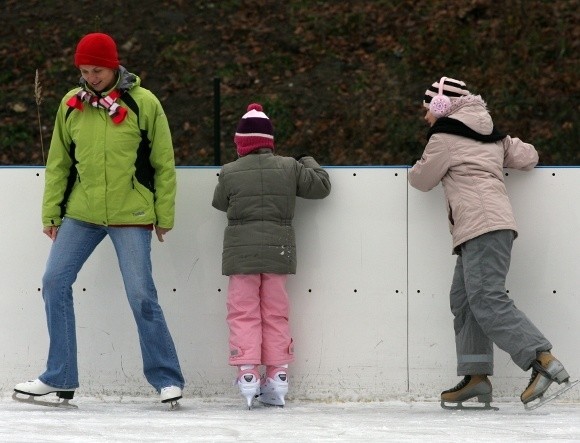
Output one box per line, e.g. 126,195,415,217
160,386,182,409
237,366,260,409
259,367,289,407
440,375,497,410
521,352,575,410
13,379,77,408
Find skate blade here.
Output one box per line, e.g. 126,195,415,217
524,379,579,411
167,400,180,411
161,394,182,411
245,394,260,410
239,384,260,410
258,394,286,407
258,401,285,408
441,400,498,411
12,391,78,409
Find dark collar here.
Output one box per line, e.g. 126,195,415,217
428,117,506,142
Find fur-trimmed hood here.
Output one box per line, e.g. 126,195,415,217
446,94,494,135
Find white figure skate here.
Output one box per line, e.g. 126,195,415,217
259,371,288,407
13,379,77,409
238,371,260,409
160,386,182,410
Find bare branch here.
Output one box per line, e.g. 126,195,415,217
35,69,46,165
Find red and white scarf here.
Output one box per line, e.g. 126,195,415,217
66,89,128,124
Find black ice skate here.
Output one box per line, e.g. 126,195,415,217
13,379,77,409
440,375,498,411
521,352,579,410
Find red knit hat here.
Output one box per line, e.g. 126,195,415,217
234,103,275,156
74,33,119,69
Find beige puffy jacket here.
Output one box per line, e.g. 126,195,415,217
408,95,538,253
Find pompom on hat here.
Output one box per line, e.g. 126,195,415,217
423,77,470,111
74,33,120,69
234,103,275,156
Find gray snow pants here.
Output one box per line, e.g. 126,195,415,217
450,229,552,375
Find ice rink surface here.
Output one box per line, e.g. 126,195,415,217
1,395,579,442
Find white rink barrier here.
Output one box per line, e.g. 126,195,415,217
0,166,578,401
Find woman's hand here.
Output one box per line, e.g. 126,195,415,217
154,226,171,242
43,226,58,241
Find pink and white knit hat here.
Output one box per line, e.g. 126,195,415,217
423,77,470,109
234,103,274,156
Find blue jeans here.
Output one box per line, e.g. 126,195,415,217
39,217,184,391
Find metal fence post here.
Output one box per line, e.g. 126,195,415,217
213,77,221,166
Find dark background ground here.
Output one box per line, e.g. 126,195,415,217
2,0,578,166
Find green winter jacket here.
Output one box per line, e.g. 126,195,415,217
43,67,176,229
212,151,331,275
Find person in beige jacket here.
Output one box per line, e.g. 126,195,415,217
409,77,572,410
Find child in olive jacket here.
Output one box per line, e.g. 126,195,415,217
212,103,331,407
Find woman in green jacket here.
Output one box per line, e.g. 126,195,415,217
14,33,184,407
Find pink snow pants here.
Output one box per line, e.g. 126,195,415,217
227,273,294,367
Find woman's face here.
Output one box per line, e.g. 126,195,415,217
424,109,437,127
79,65,117,92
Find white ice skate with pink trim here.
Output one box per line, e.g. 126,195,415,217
259,371,288,407
237,369,261,409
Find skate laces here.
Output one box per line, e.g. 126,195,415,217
446,375,471,393
526,359,552,387
526,367,539,389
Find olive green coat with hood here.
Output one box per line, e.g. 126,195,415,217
212,151,331,275
43,67,176,229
